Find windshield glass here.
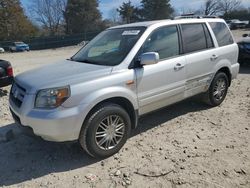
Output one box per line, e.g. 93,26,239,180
15,42,25,45
71,27,146,66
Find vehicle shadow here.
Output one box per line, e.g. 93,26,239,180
132,98,210,136
239,64,250,74
0,124,98,186
0,98,210,186
0,88,8,97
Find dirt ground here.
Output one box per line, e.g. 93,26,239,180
0,30,249,188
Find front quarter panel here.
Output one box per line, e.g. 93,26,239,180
62,69,138,110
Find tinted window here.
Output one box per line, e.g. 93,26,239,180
209,22,234,47
181,24,207,53
141,26,179,60
203,24,214,48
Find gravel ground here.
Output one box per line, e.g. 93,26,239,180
0,30,249,188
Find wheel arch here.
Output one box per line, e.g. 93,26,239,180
216,66,232,86
83,97,139,130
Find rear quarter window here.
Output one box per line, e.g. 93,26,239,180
209,22,234,47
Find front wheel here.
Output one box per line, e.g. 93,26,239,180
79,103,131,158
203,72,229,106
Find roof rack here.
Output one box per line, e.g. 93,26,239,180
174,14,218,20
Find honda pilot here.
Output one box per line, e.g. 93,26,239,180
9,18,239,158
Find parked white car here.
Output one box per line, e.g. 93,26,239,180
9,18,239,158
226,19,249,29
0,47,4,53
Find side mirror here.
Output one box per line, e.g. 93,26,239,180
140,52,159,66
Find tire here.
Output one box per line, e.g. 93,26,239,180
203,72,229,106
79,103,131,158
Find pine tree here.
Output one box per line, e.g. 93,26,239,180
0,0,37,40
64,0,103,34
117,1,140,24
140,0,174,20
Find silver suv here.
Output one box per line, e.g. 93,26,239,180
9,18,239,158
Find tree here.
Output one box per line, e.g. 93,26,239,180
140,0,173,20
218,0,242,15
0,0,38,40
30,0,66,36
223,8,250,21
117,1,139,24
203,0,221,15
64,0,103,34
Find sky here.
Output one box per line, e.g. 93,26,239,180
21,0,250,19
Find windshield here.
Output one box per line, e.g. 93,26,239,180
71,27,146,66
15,42,25,45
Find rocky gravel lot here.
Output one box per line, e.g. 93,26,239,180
0,31,250,187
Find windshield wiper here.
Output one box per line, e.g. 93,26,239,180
77,59,97,64
69,58,97,65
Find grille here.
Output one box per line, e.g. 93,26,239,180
10,82,26,108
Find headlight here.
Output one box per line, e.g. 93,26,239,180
35,86,70,109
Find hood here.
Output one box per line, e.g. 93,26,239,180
15,60,113,94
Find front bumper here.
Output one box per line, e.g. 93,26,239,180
0,76,13,88
9,95,88,142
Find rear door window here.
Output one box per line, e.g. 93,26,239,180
181,23,207,53
209,22,234,47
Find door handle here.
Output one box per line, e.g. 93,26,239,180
210,54,218,61
174,63,185,71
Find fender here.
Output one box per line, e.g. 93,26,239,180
64,86,139,137
77,86,139,111
208,58,232,87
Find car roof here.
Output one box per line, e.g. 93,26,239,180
110,18,225,29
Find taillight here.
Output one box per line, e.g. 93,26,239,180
7,66,13,76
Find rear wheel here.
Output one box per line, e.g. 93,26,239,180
203,72,229,106
79,103,131,158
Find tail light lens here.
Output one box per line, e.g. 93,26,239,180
7,66,13,76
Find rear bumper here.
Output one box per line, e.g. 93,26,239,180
0,76,13,88
231,63,240,80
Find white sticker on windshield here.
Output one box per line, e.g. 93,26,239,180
122,30,140,35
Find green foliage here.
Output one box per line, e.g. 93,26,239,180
64,0,104,34
0,0,38,41
117,1,141,24
140,0,174,20
117,0,173,24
